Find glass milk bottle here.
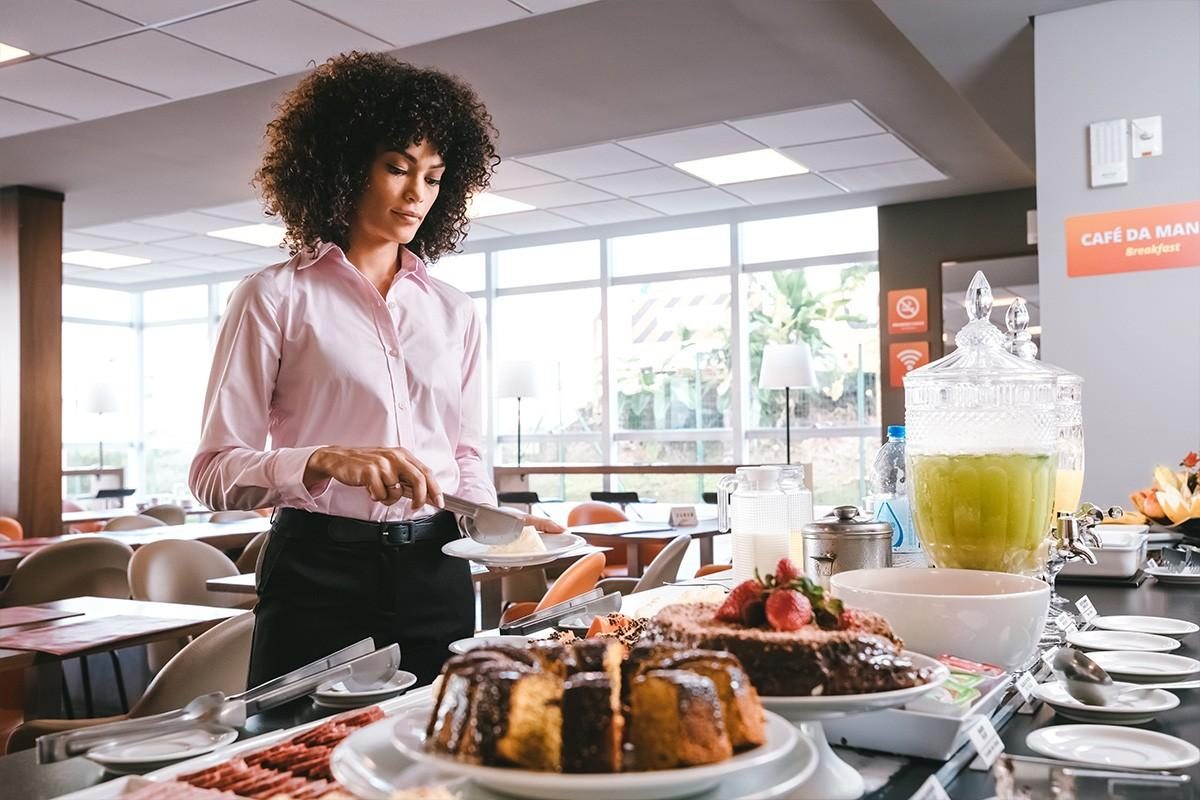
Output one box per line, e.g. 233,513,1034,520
781,465,814,564
718,466,790,583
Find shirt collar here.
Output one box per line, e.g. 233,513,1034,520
293,241,432,292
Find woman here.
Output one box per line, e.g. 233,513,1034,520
190,52,561,686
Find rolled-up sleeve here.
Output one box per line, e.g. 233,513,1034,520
189,274,330,511
453,307,496,508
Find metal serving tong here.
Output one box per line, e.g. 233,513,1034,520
38,639,400,763
441,493,526,545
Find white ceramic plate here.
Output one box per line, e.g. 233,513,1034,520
1026,725,1200,771
1144,566,1200,585
1086,651,1200,683
442,533,585,567
331,712,816,800
1065,629,1181,652
448,635,532,655
1091,615,1199,638
388,706,799,800
87,726,239,772
312,670,417,708
1034,681,1179,725
758,651,950,720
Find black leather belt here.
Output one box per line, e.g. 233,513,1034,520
275,507,458,546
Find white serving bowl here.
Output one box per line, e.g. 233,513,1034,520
1059,527,1148,579
830,568,1050,670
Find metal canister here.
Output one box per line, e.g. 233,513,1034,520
801,505,893,591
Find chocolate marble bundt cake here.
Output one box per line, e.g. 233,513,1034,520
627,669,733,770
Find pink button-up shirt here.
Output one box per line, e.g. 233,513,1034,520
189,242,494,521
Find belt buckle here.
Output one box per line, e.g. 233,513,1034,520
381,520,415,546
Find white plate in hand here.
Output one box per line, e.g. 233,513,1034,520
388,705,799,800
1034,681,1178,725
1065,629,1181,652
1026,725,1200,771
87,726,239,772
1085,651,1200,683
442,533,585,567
1091,615,1199,639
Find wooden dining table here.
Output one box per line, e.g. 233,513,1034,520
61,507,213,529
567,519,727,576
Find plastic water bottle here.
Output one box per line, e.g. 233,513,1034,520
870,425,920,553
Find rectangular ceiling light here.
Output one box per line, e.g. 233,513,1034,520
675,148,808,185
0,42,30,64
467,192,535,218
62,250,151,269
207,223,285,248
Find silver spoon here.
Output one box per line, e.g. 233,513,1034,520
1052,648,1200,705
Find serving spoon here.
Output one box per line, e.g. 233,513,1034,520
1051,647,1200,705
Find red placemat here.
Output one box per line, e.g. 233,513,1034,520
0,606,86,629
0,615,204,656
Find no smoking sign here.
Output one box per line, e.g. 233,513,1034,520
888,288,928,334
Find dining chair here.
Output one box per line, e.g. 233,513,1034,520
597,534,691,596
235,531,269,574
62,499,102,533
499,551,607,626
695,563,732,578
567,501,667,578
589,491,641,508
209,510,261,523
141,504,186,526
4,612,253,753
0,538,136,717
128,539,250,672
0,516,23,540
103,515,167,531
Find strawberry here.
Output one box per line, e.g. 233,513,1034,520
775,558,802,586
838,608,872,631
716,579,764,624
765,589,813,631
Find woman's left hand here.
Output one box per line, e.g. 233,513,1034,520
524,514,566,534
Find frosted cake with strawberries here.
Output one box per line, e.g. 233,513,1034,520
653,559,931,697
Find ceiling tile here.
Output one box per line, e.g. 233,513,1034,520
634,187,746,215
730,103,884,147
76,221,182,242
722,173,844,205
197,199,273,223
1,0,136,53
0,98,74,137
482,211,582,236
172,255,260,272
620,124,760,163
782,133,917,172
63,231,127,250
0,59,161,119
297,0,526,48
165,0,389,75
104,243,197,261
580,166,706,197
822,158,946,192
553,199,662,226
83,1,236,25
463,223,508,241
516,144,657,180
55,31,271,100
490,160,563,190
134,210,249,234
154,234,256,255
224,247,289,266
500,182,615,208
63,264,105,279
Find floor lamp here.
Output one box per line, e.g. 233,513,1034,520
497,361,539,467
758,343,817,465
85,380,119,470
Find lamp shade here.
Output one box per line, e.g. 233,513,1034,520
758,343,818,389
84,381,119,415
496,360,540,398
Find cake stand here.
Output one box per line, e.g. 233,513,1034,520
759,652,950,800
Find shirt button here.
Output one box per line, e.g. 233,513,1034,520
388,348,399,357
387,301,398,310
397,403,406,411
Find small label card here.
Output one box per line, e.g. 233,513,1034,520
1147,558,1159,570
1042,645,1060,666
966,715,1005,768
1076,595,1098,623
1016,671,1040,702
668,506,698,527
909,774,951,800
1055,612,1079,633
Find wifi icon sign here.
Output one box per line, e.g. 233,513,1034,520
896,349,924,370
889,341,929,388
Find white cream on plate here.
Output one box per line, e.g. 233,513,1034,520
488,525,547,555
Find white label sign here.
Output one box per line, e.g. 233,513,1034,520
1042,646,1060,666
909,774,951,800
1016,671,1040,702
668,506,698,527
966,716,1005,768
1076,595,1098,623
1147,558,1159,570
1055,612,1079,633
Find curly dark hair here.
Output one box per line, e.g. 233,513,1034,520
255,52,498,261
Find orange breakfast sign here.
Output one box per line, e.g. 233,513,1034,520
1066,200,1200,277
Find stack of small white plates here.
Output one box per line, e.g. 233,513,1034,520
1091,615,1199,639
1086,651,1200,683
448,635,531,655
87,726,239,773
1144,564,1200,584
1027,725,1200,771
311,669,417,709
1033,681,1179,725
1065,629,1181,652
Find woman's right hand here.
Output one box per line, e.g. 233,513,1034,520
303,446,443,508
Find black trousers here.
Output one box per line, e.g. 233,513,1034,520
247,508,474,688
